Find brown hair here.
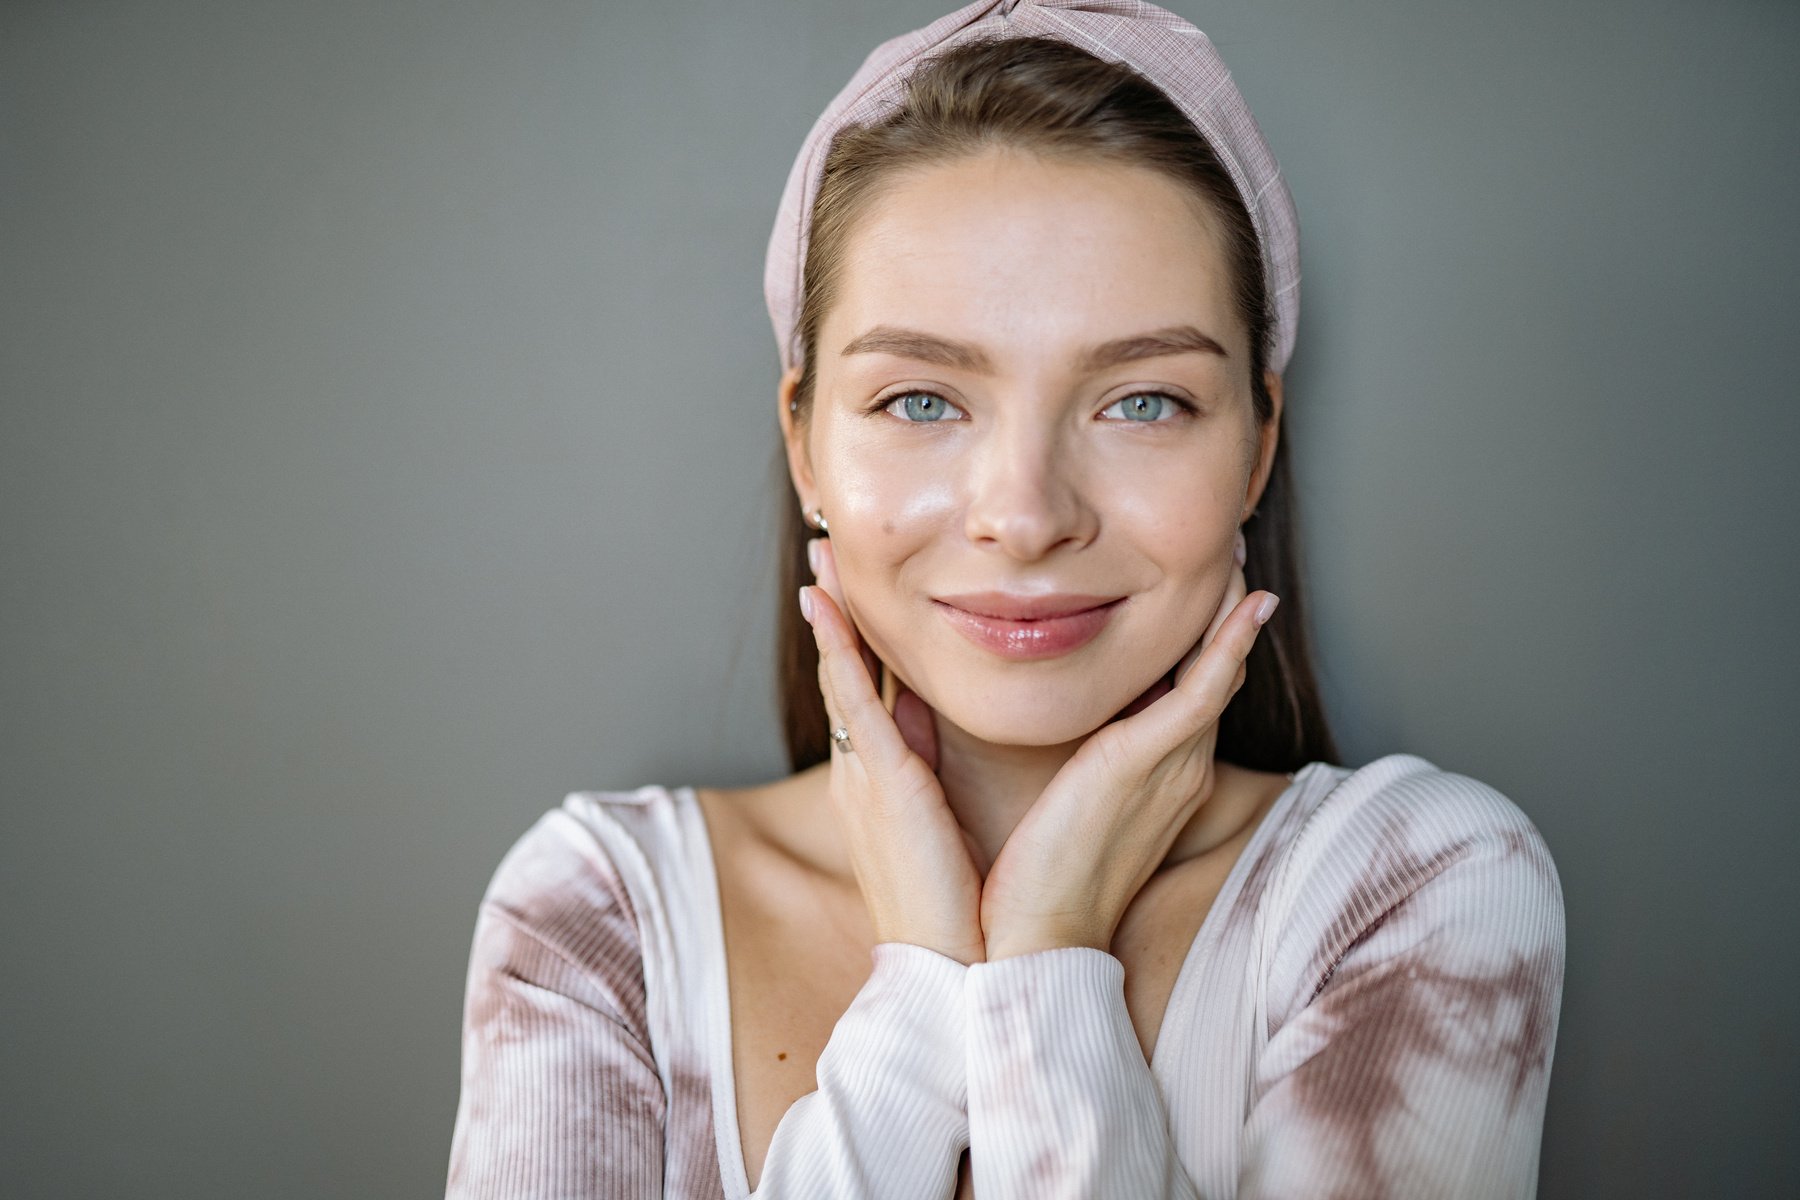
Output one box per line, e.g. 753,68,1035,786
774,35,1339,774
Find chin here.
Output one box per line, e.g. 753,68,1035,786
919,668,1143,748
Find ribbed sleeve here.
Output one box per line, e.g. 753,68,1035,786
445,762,1564,1198
966,947,1199,1197
446,803,973,1199
1240,769,1566,1198
960,763,1565,1199
748,941,969,1197
445,812,666,1198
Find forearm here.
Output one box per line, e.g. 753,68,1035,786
964,947,1200,1199
750,942,969,1199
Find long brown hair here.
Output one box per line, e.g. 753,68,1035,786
775,35,1338,774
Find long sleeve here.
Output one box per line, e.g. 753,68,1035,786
446,817,666,1198
1239,777,1566,1199
965,946,1197,1198
962,766,1566,1200
447,803,974,1199
746,942,969,1198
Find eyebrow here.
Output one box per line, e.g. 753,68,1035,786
838,323,1229,374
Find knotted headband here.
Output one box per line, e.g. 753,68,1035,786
762,0,1301,378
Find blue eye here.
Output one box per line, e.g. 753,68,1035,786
1101,392,1188,422
884,390,966,422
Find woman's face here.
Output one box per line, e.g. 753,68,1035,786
783,147,1280,747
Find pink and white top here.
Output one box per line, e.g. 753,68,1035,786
445,752,1565,1198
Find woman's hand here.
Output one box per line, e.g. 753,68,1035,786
800,537,986,965
978,531,1278,959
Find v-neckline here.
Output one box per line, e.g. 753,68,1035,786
684,762,1323,1200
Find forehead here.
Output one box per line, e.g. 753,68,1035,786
826,149,1243,361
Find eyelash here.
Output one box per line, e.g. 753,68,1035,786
869,389,1199,423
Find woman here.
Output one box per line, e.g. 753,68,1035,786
446,3,1566,1197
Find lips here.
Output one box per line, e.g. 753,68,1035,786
932,592,1125,660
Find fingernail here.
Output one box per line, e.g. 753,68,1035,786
1234,530,1247,567
1253,593,1279,626
798,586,815,625
806,538,821,575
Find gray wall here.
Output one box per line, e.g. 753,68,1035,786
3,1,1794,1195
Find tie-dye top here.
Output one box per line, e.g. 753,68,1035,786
445,752,1565,1198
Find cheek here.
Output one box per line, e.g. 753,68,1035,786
810,400,961,538
1098,453,1242,657
812,438,950,651
1092,447,1238,559
828,448,959,538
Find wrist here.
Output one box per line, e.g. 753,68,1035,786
983,927,1112,960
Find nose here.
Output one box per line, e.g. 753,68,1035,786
962,415,1097,560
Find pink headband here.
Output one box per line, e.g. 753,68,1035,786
762,0,1301,379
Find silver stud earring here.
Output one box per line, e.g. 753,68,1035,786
807,507,829,533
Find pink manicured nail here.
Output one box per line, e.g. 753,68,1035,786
798,586,815,624
1253,593,1279,625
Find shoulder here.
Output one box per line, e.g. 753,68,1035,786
1260,753,1565,1025
1275,753,1561,905
480,786,682,926
467,785,689,1018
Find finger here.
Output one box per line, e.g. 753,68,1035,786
1130,589,1276,753
1175,557,1247,687
1174,590,1277,707
813,626,844,729
810,536,884,686
1199,549,1249,655
802,564,857,736
801,584,912,777
807,591,862,759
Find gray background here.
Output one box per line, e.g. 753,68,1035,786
3,1,1795,1195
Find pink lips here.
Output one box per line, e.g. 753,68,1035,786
932,591,1125,661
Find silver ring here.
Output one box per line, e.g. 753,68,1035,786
830,726,853,754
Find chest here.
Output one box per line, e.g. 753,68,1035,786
717,853,1239,1196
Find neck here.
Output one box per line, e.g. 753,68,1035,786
927,716,1283,884
780,710,1288,899
932,720,1087,877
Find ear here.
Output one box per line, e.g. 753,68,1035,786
776,362,818,512
1242,368,1284,522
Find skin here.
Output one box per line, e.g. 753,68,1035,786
711,145,1290,1192
779,146,1284,959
